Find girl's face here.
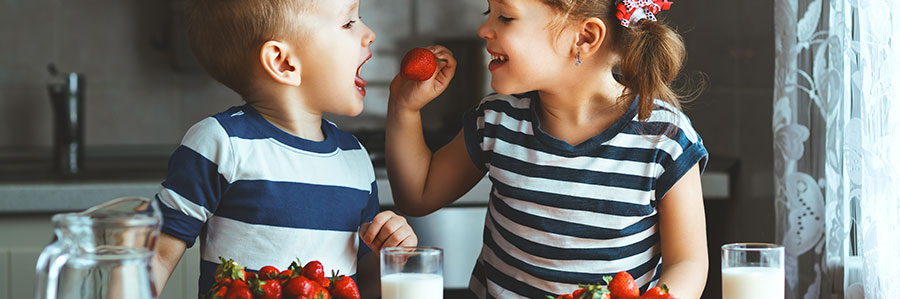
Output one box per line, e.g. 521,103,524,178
478,0,573,95
297,0,376,117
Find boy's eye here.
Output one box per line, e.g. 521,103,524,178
343,20,357,29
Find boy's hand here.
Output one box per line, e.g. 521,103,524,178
389,45,457,113
359,210,418,251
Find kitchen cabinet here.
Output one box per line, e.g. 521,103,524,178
0,214,201,299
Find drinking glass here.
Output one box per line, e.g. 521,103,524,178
721,243,785,299
380,247,443,299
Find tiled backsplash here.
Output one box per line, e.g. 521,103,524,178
0,0,488,147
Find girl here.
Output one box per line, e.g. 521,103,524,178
385,0,708,298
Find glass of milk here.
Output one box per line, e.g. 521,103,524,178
721,243,785,299
381,247,443,299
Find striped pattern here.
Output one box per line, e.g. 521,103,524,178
462,92,707,298
155,105,380,294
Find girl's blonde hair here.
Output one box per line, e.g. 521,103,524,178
543,0,687,120
186,0,314,97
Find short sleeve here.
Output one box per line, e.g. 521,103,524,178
654,126,709,201
357,181,380,260
462,98,491,172
155,118,234,247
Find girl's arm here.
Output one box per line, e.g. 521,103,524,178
656,164,708,299
386,46,487,217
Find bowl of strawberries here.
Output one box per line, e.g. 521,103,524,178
549,271,680,299
204,257,360,299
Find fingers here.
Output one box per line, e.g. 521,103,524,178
359,211,417,251
428,45,457,87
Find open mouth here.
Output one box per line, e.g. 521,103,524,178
488,52,509,72
355,52,372,94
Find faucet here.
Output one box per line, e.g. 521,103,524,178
46,63,85,176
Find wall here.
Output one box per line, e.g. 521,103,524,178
667,0,777,298
0,0,491,148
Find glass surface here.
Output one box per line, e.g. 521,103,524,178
35,197,161,299
721,243,785,299
380,247,443,299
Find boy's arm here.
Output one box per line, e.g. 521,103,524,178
657,164,708,299
386,46,486,217
152,233,188,294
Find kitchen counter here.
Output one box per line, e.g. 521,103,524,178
0,143,735,214
0,168,495,214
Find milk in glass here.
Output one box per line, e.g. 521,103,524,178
381,273,444,299
722,267,784,299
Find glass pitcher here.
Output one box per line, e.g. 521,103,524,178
34,196,162,299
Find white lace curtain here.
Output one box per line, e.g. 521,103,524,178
774,0,900,298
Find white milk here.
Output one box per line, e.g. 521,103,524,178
722,267,784,299
381,273,444,299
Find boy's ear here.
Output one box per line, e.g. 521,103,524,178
574,17,607,59
260,40,301,86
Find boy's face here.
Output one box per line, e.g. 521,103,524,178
477,0,573,95
297,0,376,117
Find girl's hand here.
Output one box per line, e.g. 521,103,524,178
358,210,418,251
389,45,457,113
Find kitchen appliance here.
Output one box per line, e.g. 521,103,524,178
34,197,162,299
46,64,85,177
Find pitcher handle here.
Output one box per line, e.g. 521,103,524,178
34,236,70,299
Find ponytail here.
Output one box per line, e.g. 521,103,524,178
618,19,686,121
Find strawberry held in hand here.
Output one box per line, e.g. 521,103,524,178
400,47,439,81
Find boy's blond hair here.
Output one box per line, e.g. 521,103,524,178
186,0,314,97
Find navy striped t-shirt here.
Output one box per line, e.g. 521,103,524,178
155,105,380,294
462,92,708,298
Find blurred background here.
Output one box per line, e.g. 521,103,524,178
0,0,776,298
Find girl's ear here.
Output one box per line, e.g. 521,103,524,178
259,40,302,86
574,17,608,59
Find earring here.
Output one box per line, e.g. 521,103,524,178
575,51,582,67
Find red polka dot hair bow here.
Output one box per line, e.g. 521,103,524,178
615,0,673,27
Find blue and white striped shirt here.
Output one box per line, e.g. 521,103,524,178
155,105,379,293
463,92,708,298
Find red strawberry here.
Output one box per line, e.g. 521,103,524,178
285,275,317,297
638,285,671,299
229,278,248,289
277,269,293,284
400,47,438,81
211,285,228,299
607,271,640,298
252,279,282,299
572,288,586,298
224,286,252,299
313,285,332,299
214,257,246,284
302,261,326,282
258,265,280,280
329,270,360,299
317,277,331,289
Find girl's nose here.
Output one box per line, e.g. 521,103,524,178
477,20,493,40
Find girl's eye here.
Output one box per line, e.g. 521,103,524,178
483,9,513,23
343,20,357,29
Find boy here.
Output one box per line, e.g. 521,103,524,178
150,0,417,297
